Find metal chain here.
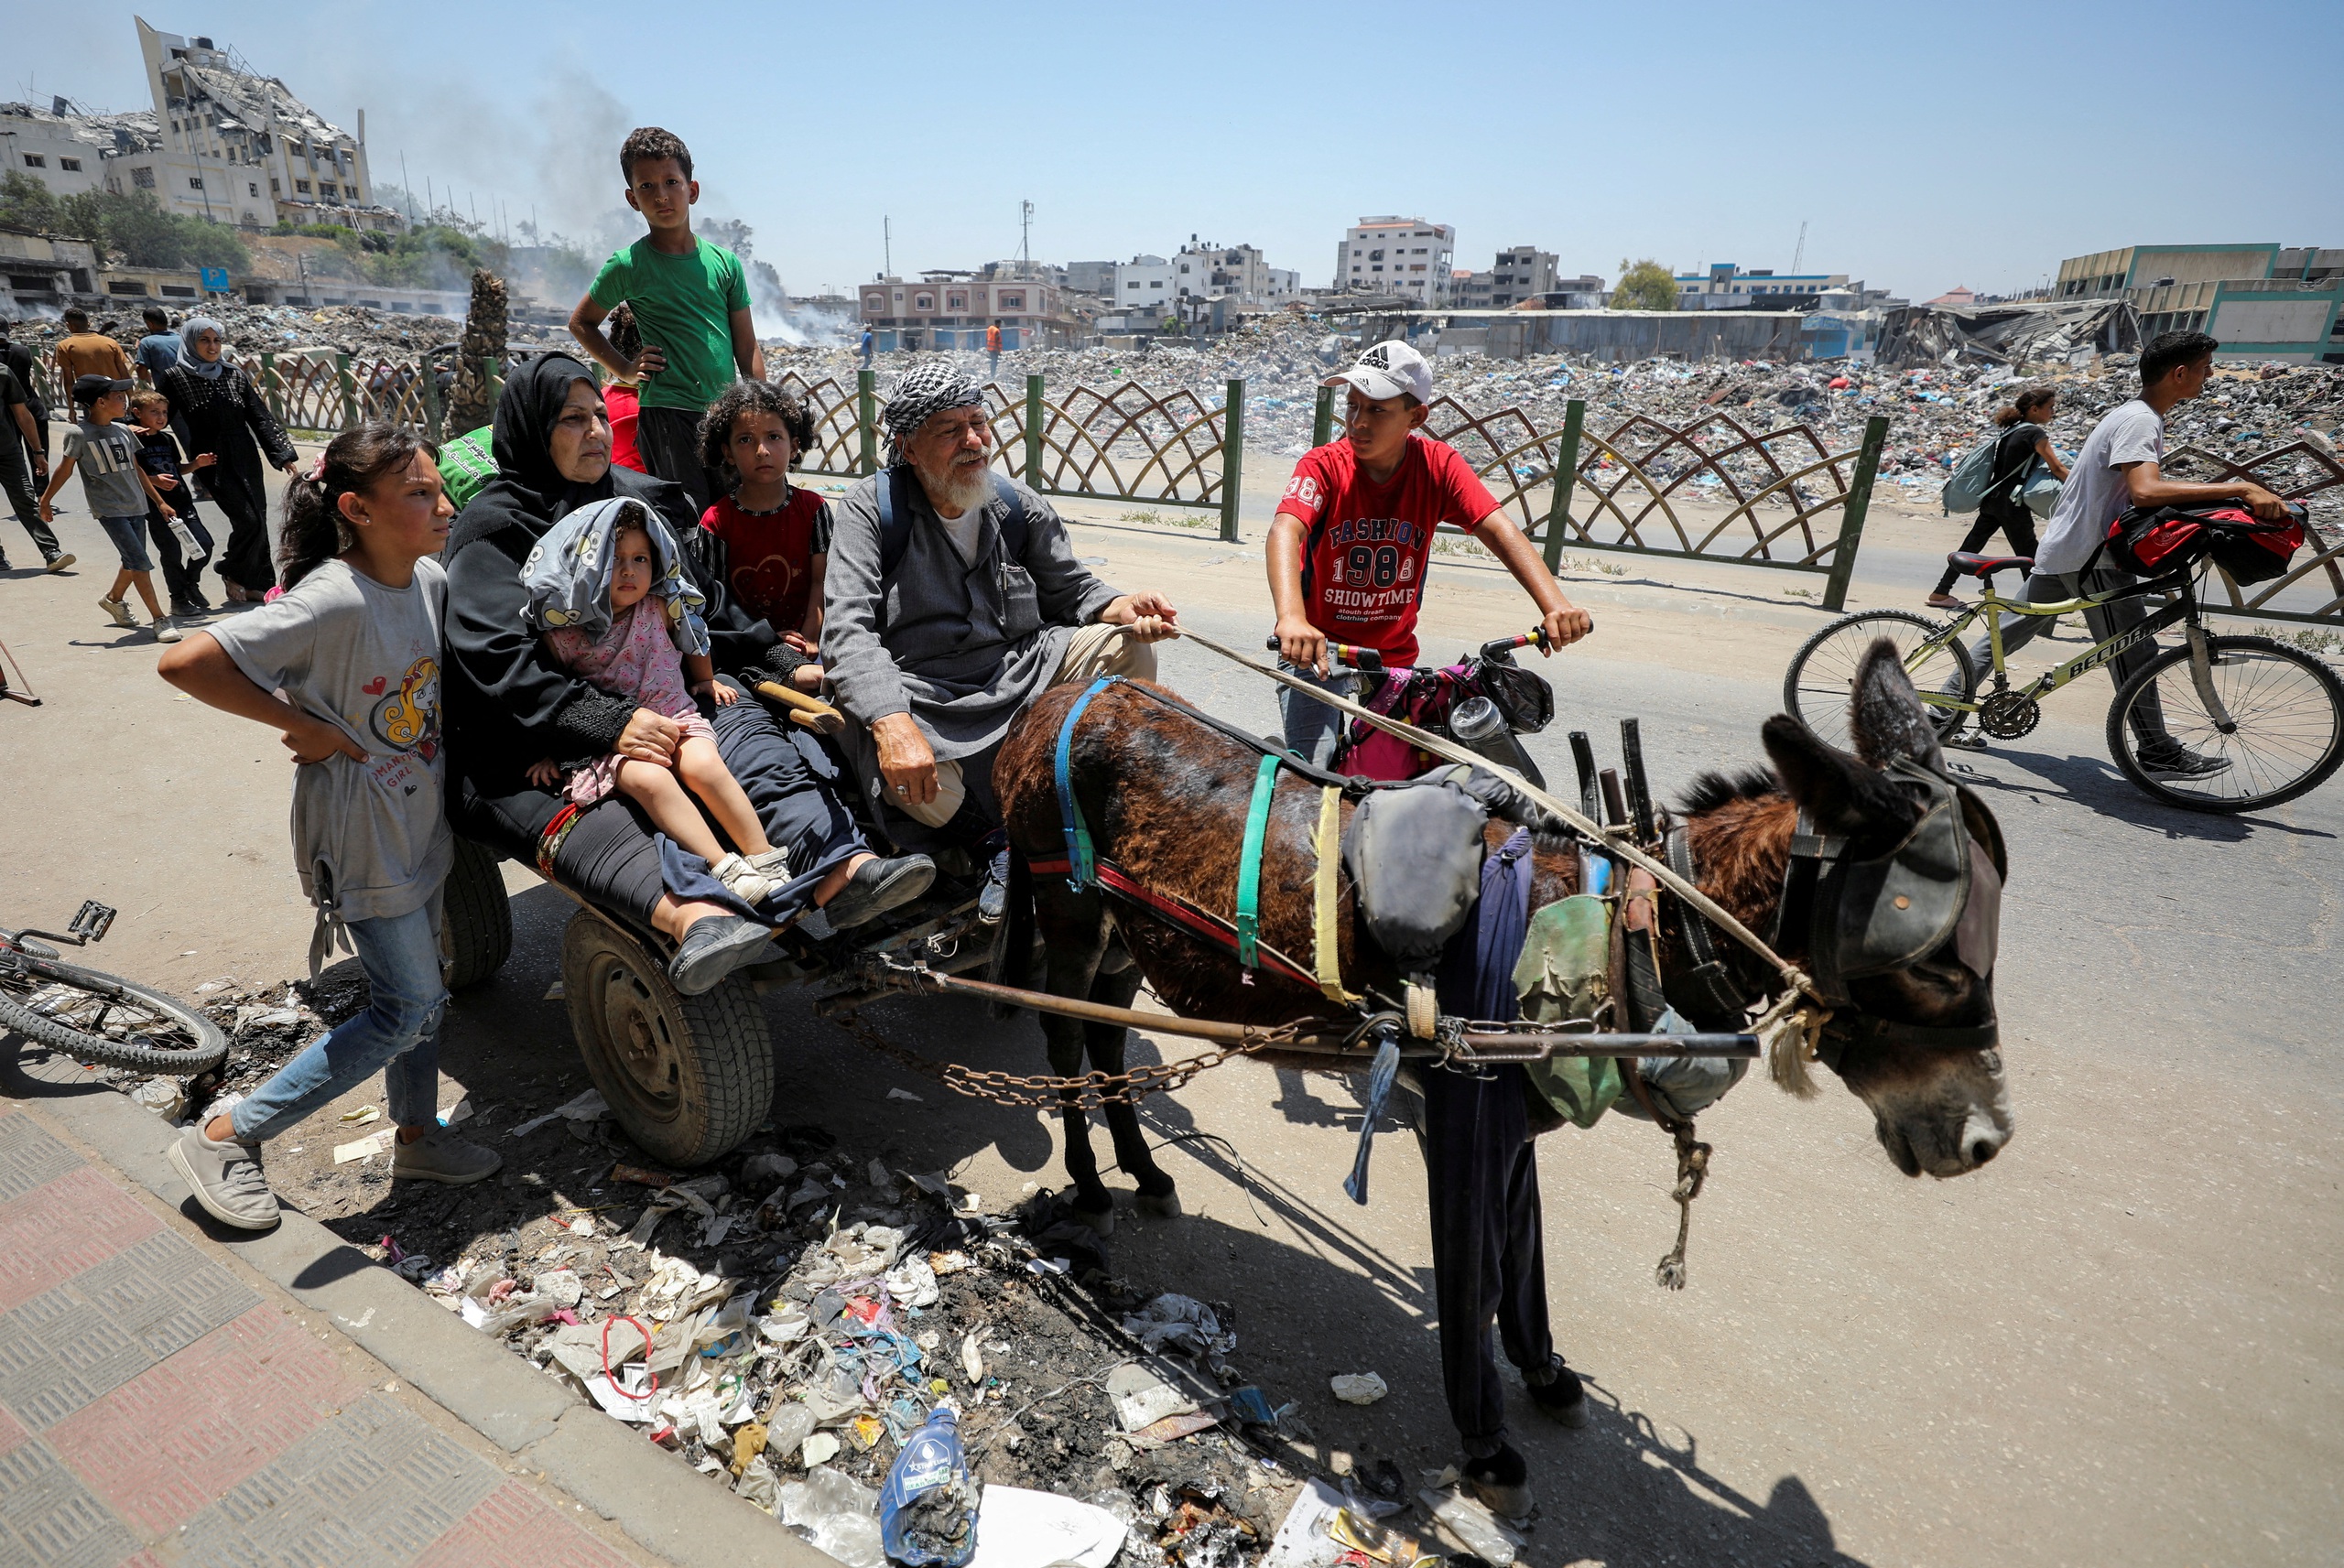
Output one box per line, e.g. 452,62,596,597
826,1008,1278,1109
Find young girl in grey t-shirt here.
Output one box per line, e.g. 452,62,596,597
157,423,502,1231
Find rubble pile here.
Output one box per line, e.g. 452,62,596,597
446,268,509,434
8,297,566,367
767,316,2344,516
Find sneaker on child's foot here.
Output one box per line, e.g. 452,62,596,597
45,552,74,573
744,846,793,882
168,1123,280,1230
151,618,183,643
98,595,136,628
390,1128,502,1185
712,852,776,908
825,853,937,929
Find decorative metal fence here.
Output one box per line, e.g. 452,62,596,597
2163,439,2344,624
1311,387,1888,610
773,369,1246,539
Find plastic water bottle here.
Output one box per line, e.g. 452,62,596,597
879,1405,978,1566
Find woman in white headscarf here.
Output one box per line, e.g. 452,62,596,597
157,315,298,600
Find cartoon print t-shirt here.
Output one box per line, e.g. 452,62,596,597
207,557,452,921
700,489,831,634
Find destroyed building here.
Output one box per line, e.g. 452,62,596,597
2054,243,2344,364
2,16,399,236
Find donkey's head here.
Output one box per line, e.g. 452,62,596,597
1763,641,2013,1178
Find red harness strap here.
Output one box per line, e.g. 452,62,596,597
1027,855,1324,992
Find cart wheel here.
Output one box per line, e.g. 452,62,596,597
560,912,772,1168
439,837,514,991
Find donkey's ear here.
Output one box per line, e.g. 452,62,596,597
1763,715,1914,837
1848,638,1945,772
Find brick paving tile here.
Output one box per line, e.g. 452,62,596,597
176,1395,504,1568
0,1167,163,1314
49,1303,362,1538
0,1437,143,1568
409,1479,642,1568
0,1109,81,1205
0,1398,27,1459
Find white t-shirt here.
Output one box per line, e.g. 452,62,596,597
2034,399,2164,576
206,557,451,923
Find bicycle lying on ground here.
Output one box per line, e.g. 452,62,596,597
0,901,227,1074
1784,551,2344,813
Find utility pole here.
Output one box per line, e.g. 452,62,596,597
884,215,892,279
399,151,413,222
1791,220,1807,277
1019,200,1033,267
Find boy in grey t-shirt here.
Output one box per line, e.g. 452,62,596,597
1953,330,2289,777
37,374,183,642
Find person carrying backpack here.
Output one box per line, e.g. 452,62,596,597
1926,384,2067,610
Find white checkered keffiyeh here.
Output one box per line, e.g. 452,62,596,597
881,363,986,460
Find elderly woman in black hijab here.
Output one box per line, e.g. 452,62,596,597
443,354,932,994
158,314,298,600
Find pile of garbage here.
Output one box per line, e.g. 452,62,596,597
7,296,567,366
765,312,2344,515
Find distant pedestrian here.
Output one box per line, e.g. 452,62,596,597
158,314,300,601
127,389,215,613
50,308,131,387
0,350,70,572
985,319,1002,381
0,322,51,461
158,423,501,1233
133,306,180,387
568,125,763,515
601,302,646,473
36,374,182,641
860,324,874,370
1926,384,2067,610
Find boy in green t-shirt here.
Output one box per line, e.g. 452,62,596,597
568,126,765,514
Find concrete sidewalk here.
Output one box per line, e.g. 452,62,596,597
0,1050,830,1568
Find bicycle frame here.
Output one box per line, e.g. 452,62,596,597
1912,568,2205,719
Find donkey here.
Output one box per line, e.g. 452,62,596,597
990,642,2013,1227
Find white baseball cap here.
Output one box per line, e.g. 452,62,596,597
1322,340,1434,406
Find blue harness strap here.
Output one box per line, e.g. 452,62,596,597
1054,676,1120,889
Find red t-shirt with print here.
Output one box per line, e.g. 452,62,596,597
603,382,644,473
700,489,831,634
1275,434,1499,665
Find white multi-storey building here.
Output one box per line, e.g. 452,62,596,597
1334,217,1455,304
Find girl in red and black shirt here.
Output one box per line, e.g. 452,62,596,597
697,382,829,693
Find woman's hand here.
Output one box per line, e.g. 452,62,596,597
783,631,818,655
695,680,739,708
282,714,366,766
616,708,681,763
191,453,217,470
526,759,562,788
790,662,826,693
873,712,939,808
276,458,301,475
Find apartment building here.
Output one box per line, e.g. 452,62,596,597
1335,217,1455,305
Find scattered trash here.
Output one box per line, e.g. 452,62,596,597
128,1076,188,1121
339,1105,380,1125
880,1404,979,1566
887,1087,925,1102
1109,1363,1199,1433
967,1486,1126,1568
1416,1485,1525,1562
509,1087,608,1138
1329,1373,1387,1407
333,1130,393,1164
781,1466,884,1568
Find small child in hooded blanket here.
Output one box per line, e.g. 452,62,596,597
522,495,787,906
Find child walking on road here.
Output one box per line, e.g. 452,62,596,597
158,423,500,1231
523,497,794,908
129,389,217,614
38,374,183,642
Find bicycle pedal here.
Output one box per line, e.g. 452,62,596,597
71,902,116,944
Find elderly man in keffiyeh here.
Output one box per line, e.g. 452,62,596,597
819,365,1178,881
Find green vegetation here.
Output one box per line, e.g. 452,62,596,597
2251,623,2344,657
269,218,506,288
0,171,248,272
1612,257,1677,312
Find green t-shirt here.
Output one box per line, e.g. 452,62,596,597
588,236,750,414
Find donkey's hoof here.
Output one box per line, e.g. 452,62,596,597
1134,1189,1182,1219
1070,1200,1116,1237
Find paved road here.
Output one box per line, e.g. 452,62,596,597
4,479,2337,1567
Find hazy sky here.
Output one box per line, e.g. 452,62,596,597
16,1,2340,301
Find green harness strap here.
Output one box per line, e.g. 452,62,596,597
1235,753,1282,971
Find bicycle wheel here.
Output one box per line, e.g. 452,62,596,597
0,953,228,1074
2107,634,2344,813
1784,611,1976,752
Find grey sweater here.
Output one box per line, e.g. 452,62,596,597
822,467,1120,761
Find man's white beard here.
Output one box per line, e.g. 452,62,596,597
917,457,992,517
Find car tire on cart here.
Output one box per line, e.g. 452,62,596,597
560,910,772,1168
439,837,514,991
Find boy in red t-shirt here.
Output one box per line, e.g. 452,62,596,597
1268,340,1590,763
697,382,828,694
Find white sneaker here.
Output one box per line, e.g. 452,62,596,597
745,846,794,881
712,852,775,907
99,595,136,628
152,618,183,643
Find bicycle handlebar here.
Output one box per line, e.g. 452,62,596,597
1264,635,1384,672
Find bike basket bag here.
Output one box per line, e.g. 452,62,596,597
2104,503,2305,585
1476,660,1555,735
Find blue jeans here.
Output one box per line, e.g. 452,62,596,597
1278,664,1359,768
230,903,447,1143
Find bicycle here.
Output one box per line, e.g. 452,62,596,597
1784,551,2344,814
0,900,228,1074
